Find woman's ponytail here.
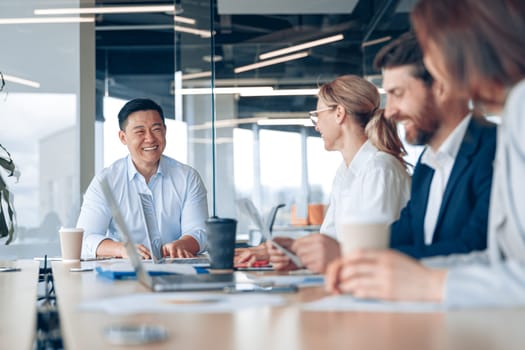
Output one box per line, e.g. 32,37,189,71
365,108,410,170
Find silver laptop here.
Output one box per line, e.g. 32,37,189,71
100,177,235,292
138,192,163,263
138,192,211,266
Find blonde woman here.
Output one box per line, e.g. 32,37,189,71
267,75,411,273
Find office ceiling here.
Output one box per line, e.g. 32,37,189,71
93,0,414,121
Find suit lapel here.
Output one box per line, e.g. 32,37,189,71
412,157,434,244
434,118,481,234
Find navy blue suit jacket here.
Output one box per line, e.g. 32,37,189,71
390,117,497,259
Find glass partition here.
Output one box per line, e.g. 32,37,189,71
0,0,420,257
0,0,86,258
179,1,419,238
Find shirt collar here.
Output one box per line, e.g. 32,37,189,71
421,114,471,169
348,140,377,174
126,155,164,182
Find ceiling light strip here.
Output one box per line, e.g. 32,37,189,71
361,36,391,48
190,117,267,131
0,17,94,24
95,23,207,35
179,87,273,95
176,86,319,96
240,88,319,97
173,16,196,25
259,34,344,60
3,74,40,88
182,71,212,80
257,118,312,126
174,25,212,38
190,116,315,130
234,51,309,74
34,5,175,15
96,24,172,31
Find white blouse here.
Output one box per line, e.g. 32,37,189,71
320,140,411,241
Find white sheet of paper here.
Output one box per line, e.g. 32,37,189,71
303,295,443,313
78,292,284,314
245,273,325,287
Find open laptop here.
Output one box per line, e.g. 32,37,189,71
138,192,210,266
138,192,163,262
100,177,235,292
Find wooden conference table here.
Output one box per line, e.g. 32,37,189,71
51,261,525,350
0,259,40,350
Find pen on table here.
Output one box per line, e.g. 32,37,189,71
34,256,117,262
70,267,95,272
269,240,304,268
0,267,21,273
81,256,117,262
33,257,62,262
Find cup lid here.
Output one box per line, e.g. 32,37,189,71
59,227,84,233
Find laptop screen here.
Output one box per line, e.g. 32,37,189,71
99,177,153,287
138,193,163,263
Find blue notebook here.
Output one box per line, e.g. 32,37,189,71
95,265,209,280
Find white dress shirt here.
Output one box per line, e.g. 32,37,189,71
421,115,471,244
78,155,208,258
320,140,411,240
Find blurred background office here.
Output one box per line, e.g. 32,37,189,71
0,0,425,258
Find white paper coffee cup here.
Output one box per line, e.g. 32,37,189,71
59,227,84,261
338,218,390,255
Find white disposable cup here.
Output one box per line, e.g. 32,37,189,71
59,227,84,261
338,221,390,256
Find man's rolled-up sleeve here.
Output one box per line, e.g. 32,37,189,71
77,176,113,258
180,171,209,253
444,260,525,308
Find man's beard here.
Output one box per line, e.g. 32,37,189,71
407,97,441,146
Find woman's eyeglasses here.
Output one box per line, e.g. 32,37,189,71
308,106,335,126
